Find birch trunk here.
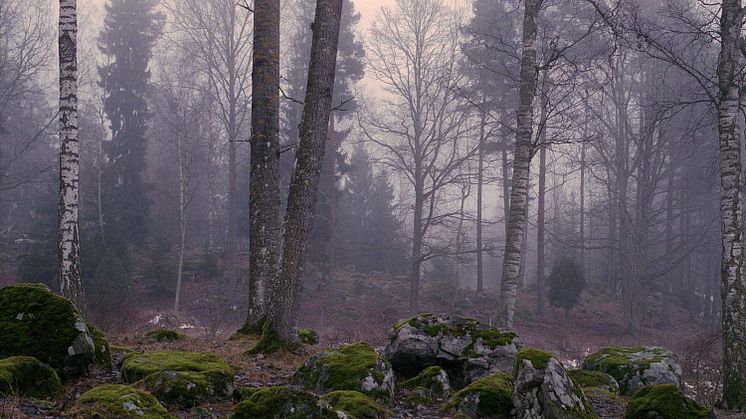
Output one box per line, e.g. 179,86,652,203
266,0,344,343
536,143,546,315
247,0,281,330
717,0,746,407
174,135,186,313
476,109,485,293
497,0,542,328
58,0,84,311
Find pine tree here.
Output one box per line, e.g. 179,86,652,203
98,0,163,247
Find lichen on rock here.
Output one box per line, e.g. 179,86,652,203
513,348,596,419
71,384,174,419
0,283,98,378
441,371,513,419
582,346,682,396
293,342,395,403
385,313,521,386
0,356,63,399
625,384,712,419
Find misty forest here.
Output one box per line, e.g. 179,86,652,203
2,0,746,417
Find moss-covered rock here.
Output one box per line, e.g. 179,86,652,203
121,351,233,406
582,346,683,396
293,342,395,403
403,386,432,408
0,356,63,399
145,329,185,343
384,313,521,386
441,372,513,419
513,349,596,419
321,390,389,418
401,365,450,397
233,386,261,402
568,369,620,394
0,283,98,378
88,325,112,369
625,384,712,419
231,386,334,419
298,328,320,345
71,384,174,419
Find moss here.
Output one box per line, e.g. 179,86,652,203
293,342,392,403
88,324,112,368
321,390,390,418
474,330,517,349
0,356,63,399
402,366,448,395
298,328,320,345
120,351,232,383
582,346,674,395
232,317,267,340
136,369,232,408
393,312,433,330
442,372,513,417
247,322,298,355
145,329,185,343
515,347,552,370
625,384,711,419
231,386,333,419
568,369,618,393
0,283,95,378
72,384,174,419
233,386,261,402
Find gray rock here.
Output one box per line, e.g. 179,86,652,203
582,346,683,396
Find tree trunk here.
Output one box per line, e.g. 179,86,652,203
228,139,238,295
536,142,546,314
497,0,542,329
476,109,485,293
58,0,84,311
718,0,746,406
174,135,186,313
265,0,344,344
327,117,337,283
410,187,424,312
579,129,586,277
247,0,281,330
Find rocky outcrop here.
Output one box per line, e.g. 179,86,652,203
384,313,521,386
293,342,395,403
567,369,620,394
0,284,101,378
513,348,596,419
625,384,712,419
0,356,63,399
582,346,683,396
441,371,513,419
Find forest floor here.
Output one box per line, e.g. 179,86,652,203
0,269,740,418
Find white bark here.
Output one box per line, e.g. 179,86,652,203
58,0,84,310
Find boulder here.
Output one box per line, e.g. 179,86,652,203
567,369,619,394
0,284,99,378
321,390,390,418
625,384,713,419
441,371,513,419
121,351,234,406
231,386,333,419
384,313,521,385
88,324,112,369
0,356,63,399
293,342,395,403
582,346,682,396
513,348,596,419
71,384,174,419
401,365,451,397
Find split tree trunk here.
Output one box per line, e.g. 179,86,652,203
247,0,282,330
497,0,543,329
717,0,746,407
267,0,344,343
58,0,84,311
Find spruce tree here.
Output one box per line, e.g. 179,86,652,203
98,0,162,247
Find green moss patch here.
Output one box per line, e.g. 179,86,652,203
298,328,320,345
294,342,394,403
625,384,711,419
145,329,185,343
321,390,389,418
515,347,552,370
0,283,96,378
88,324,112,368
0,356,63,399
136,369,233,408
582,346,680,395
72,384,174,419
402,366,449,396
442,372,513,418
568,369,619,393
231,386,333,419
121,351,232,383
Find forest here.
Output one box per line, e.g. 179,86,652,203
0,0,743,417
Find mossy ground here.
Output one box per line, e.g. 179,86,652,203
72,384,174,419
321,390,389,418
0,284,95,377
120,351,232,383
145,329,185,343
515,347,552,370
441,371,513,417
625,384,711,419
231,386,332,419
0,356,63,399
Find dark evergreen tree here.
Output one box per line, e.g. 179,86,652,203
98,0,163,246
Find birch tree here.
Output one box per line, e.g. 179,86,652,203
58,0,84,310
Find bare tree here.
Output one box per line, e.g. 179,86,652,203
58,0,84,310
